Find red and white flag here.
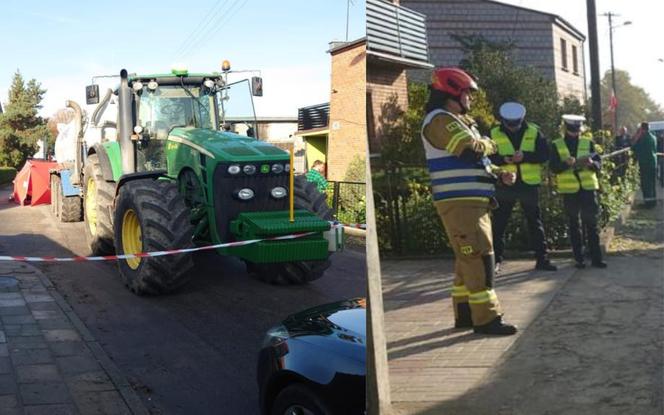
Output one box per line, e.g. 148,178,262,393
608,89,618,112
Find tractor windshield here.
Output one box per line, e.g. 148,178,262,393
218,79,258,138
137,85,217,140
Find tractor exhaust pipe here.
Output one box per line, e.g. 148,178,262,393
65,100,83,185
118,69,135,174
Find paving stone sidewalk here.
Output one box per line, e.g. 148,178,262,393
0,262,146,415
381,257,578,413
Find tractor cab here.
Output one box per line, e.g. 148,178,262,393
129,69,258,172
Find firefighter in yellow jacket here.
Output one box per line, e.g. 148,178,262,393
422,67,517,335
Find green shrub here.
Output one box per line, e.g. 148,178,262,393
0,167,17,185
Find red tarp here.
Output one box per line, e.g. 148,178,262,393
12,159,58,206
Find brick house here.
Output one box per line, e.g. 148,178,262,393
296,39,368,182
366,0,433,155
401,0,587,102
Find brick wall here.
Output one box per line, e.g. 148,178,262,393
402,0,585,99
327,42,368,182
367,62,409,154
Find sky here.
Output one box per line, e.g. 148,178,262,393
498,0,664,109
0,0,366,118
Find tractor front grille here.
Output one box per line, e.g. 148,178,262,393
212,163,289,242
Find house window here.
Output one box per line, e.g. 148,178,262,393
572,45,579,75
560,38,568,71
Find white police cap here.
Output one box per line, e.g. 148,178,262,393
562,114,586,125
499,102,526,121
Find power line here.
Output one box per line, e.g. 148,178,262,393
178,0,249,62
172,0,231,60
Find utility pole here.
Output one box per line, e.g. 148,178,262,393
586,0,602,131
602,12,632,133
607,12,617,132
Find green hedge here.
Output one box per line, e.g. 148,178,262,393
0,167,17,185
374,152,639,257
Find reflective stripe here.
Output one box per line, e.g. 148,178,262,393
430,169,492,180
451,284,470,297
432,182,494,194
447,131,470,153
468,289,498,305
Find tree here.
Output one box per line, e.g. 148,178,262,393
0,70,48,168
452,34,562,140
601,69,664,132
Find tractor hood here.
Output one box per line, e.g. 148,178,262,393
168,127,289,162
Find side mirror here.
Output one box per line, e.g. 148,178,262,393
251,77,263,97
86,85,100,105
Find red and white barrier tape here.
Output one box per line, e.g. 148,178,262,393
0,231,319,263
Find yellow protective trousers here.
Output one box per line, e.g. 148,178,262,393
436,201,503,326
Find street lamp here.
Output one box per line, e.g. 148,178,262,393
603,12,631,132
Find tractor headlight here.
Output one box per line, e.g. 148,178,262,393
236,188,255,201
243,165,257,175
132,81,143,91
271,187,287,199
285,163,290,173
203,78,215,89
147,80,159,90
271,164,284,174
228,164,241,175
133,126,144,134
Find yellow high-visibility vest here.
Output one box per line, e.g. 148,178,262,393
552,137,599,193
490,124,542,185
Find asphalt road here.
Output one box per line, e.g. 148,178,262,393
0,186,367,414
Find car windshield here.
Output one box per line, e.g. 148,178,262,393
137,85,217,140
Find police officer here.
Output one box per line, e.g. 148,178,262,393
421,67,517,335
490,102,557,273
550,115,607,269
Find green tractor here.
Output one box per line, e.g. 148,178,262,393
79,66,341,295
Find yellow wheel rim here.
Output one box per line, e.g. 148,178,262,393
85,177,97,235
121,209,142,270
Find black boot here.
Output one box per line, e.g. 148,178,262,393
454,302,473,329
575,261,586,269
535,258,557,271
591,260,607,268
474,316,518,335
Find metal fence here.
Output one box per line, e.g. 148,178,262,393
327,181,366,225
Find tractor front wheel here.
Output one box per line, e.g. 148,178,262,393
113,179,194,295
245,175,333,285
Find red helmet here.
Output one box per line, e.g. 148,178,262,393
431,67,478,97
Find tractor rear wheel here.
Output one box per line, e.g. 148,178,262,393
50,174,60,218
83,154,115,254
113,179,194,295
246,175,332,285
60,196,82,222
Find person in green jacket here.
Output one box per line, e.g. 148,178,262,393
631,122,658,208
305,160,329,193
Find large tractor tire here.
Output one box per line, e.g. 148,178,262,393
60,196,83,222
246,175,333,285
83,154,115,254
113,179,194,295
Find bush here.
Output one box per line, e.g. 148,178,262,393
0,167,17,185
374,143,639,257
